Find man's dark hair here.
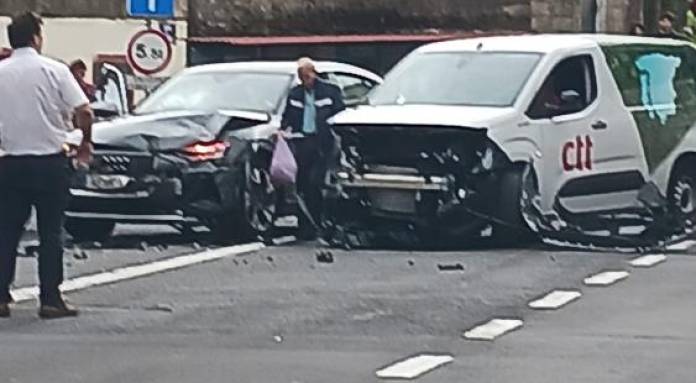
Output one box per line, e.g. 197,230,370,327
660,11,676,23
7,12,43,49
70,59,87,72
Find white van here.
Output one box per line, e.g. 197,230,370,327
325,34,696,248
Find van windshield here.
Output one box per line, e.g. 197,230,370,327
369,51,542,107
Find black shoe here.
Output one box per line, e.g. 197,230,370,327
0,303,9,318
39,299,78,319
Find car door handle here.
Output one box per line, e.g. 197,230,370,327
591,120,607,130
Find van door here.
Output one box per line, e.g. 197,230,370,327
526,50,647,215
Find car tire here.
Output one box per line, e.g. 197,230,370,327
212,159,277,244
64,218,116,243
492,165,534,246
667,161,696,231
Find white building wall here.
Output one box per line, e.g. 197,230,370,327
0,17,187,80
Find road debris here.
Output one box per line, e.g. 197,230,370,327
316,250,334,264
148,304,174,313
437,263,465,272
73,247,88,260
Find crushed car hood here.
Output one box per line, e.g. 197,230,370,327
68,110,270,151
330,104,516,129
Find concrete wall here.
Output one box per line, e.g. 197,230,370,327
189,0,531,36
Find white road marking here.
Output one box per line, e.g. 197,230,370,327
666,240,696,251
583,271,629,287
376,354,454,380
271,236,297,245
528,290,582,310
630,254,667,268
463,319,523,341
11,243,265,303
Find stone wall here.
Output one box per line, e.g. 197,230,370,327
531,0,641,34
189,0,531,36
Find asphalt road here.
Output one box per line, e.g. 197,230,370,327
1,226,694,383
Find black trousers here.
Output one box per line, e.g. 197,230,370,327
0,154,70,305
291,136,325,235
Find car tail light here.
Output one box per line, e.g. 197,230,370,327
182,140,229,162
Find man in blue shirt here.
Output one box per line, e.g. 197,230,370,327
281,58,345,240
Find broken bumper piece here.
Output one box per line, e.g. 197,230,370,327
336,172,450,191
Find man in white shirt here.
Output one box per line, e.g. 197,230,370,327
0,12,93,319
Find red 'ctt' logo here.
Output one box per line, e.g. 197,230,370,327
562,135,593,171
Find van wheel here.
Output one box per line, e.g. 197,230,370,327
64,218,115,243
667,162,696,230
492,165,534,245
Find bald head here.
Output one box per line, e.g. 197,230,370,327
297,57,317,90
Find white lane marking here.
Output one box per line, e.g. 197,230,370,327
463,319,523,341
666,240,696,251
528,290,582,310
583,271,629,287
376,354,453,380
630,254,667,268
271,236,297,245
11,243,265,303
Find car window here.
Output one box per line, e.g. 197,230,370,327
327,72,378,105
136,71,293,115
602,44,696,109
527,55,598,120
603,43,696,171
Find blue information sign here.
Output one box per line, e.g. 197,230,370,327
127,0,174,19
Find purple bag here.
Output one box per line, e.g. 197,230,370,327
270,135,298,187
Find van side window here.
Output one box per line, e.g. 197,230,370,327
527,55,598,119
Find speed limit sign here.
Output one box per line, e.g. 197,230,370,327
127,29,173,75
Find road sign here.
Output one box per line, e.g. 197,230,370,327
127,0,174,19
126,29,173,76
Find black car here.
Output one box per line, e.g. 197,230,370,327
65,61,382,242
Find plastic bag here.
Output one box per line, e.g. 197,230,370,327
270,135,298,187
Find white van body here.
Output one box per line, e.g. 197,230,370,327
326,34,696,248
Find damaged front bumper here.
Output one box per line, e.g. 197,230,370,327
323,125,510,245
66,149,245,224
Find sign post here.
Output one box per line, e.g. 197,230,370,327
126,29,173,76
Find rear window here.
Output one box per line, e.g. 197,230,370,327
602,43,696,171
602,44,696,110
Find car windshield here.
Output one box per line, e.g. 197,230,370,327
369,51,542,107
136,71,293,115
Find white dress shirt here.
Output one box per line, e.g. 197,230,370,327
0,48,88,156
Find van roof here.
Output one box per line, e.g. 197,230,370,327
419,34,694,54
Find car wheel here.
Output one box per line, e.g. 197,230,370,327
64,218,116,243
667,162,696,231
492,164,534,245
212,160,277,243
